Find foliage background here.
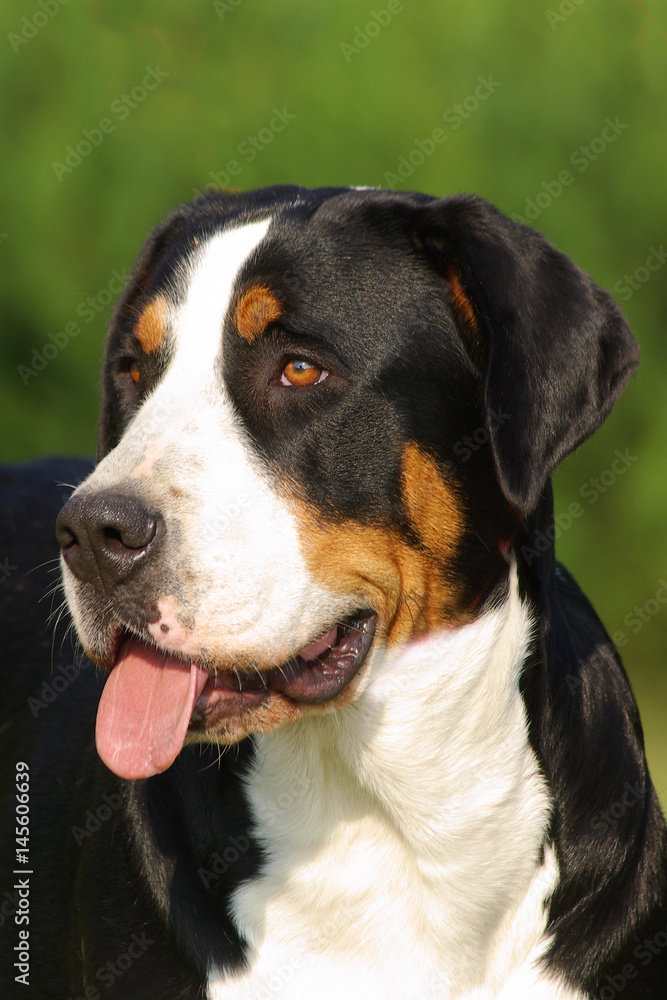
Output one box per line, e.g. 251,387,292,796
0,1,665,801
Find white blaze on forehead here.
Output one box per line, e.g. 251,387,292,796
85,218,274,484
168,217,272,387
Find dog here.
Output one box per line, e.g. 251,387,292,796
1,187,666,999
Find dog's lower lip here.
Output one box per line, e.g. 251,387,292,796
193,611,376,717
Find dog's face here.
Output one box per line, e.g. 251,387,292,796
56,186,637,779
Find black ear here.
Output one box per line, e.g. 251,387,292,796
418,194,639,514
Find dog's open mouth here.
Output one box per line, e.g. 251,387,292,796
95,612,375,781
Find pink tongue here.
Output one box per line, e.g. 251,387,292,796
95,637,209,780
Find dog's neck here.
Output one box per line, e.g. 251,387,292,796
233,568,562,994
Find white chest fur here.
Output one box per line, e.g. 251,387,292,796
207,574,584,999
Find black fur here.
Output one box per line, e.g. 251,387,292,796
518,490,667,996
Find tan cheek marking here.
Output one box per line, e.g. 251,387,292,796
289,450,468,650
400,442,465,564
135,295,169,354
234,285,282,342
186,450,466,736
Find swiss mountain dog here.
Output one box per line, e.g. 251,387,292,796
1,187,666,999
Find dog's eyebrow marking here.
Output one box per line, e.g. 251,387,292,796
446,267,479,335
135,295,169,354
234,285,282,342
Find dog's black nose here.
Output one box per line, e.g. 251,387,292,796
56,492,160,592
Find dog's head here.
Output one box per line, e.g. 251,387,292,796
56,187,638,779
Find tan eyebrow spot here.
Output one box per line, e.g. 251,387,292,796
234,285,282,342
135,295,169,354
446,266,479,335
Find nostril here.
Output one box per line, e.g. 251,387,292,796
57,525,78,550
109,511,156,550
56,491,161,589
55,503,82,553
102,527,128,559
102,520,156,552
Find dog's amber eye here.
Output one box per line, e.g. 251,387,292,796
280,360,328,387
129,363,141,384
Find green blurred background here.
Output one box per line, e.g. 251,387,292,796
1,2,665,801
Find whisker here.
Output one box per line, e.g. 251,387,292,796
60,620,78,659
49,605,70,666
42,583,65,609
250,662,269,687
198,742,231,773
275,663,290,683
26,556,61,576
48,599,68,636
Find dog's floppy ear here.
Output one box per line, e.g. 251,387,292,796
417,194,639,514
